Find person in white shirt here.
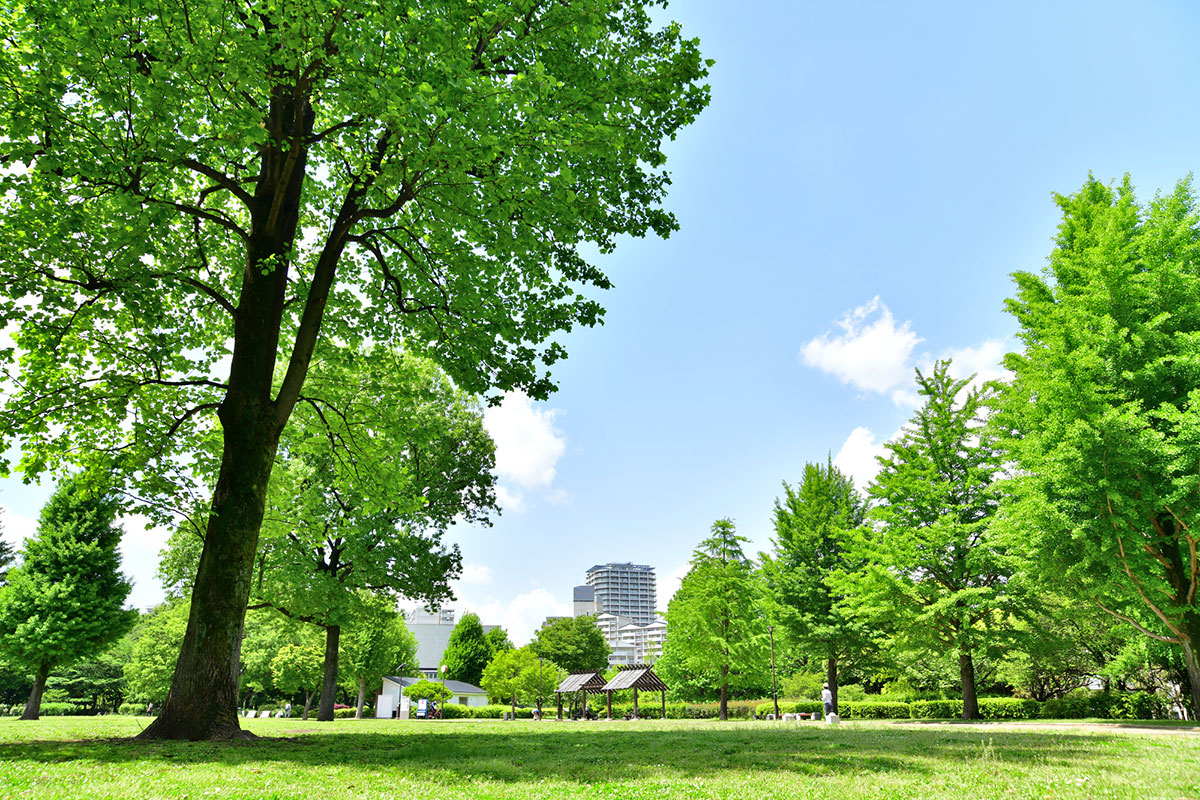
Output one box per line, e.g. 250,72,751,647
821,684,833,718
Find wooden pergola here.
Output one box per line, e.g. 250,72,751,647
554,671,606,720
601,664,669,720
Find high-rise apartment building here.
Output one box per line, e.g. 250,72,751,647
585,562,656,625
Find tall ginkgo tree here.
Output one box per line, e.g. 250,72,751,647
657,519,767,720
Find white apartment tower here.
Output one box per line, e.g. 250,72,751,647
585,562,657,625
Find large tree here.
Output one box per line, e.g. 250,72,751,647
656,519,766,720
849,362,1022,720
440,612,491,687
761,458,873,715
481,646,563,715
996,175,1200,715
0,475,136,719
533,615,610,673
0,0,709,740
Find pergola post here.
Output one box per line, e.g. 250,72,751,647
606,691,612,720
556,692,562,720
661,690,666,720
633,688,639,718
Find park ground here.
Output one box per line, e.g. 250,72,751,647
1,717,1198,799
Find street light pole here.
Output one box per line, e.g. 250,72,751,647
768,625,779,718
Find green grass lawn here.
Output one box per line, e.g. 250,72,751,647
1,716,1198,799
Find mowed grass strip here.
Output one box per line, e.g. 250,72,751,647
0,716,1197,799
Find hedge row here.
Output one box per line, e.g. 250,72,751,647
753,693,1167,720
5,703,77,717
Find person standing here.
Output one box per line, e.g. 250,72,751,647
284,702,291,719
821,684,833,719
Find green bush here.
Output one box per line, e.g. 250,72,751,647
1040,690,1164,720
978,698,1039,720
838,684,868,702
332,708,359,719
37,702,76,716
910,700,963,719
842,701,911,719
9,705,23,716
755,700,823,717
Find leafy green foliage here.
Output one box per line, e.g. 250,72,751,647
441,613,491,687
403,679,452,703
123,601,189,704
339,596,417,717
996,175,1200,716
846,362,1022,719
656,519,768,718
0,475,136,718
761,458,873,711
270,634,325,720
0,0,710,739
0,537,14,587
481,646,562,712
485,626,514,657
533,615,609,673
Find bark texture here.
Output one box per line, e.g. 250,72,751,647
317,624,340,721
960,650,979,720
826,653,839,715
20,663,50,721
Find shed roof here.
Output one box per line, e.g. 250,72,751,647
601,665,669,693
385,676,487,695
555,671,607,694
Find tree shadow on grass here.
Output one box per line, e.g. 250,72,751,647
0,722,1140,786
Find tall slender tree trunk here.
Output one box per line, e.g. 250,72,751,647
1181,633,1200,720
719,662,729,721
303,689,314,720
355,677,366,720
826,652,839,715
20,663,50,721
318,624,341,721
960,650,979,720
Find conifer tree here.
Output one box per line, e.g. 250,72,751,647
0,475,135,719
440,612,491,687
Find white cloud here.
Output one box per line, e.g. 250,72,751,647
462,588,571,647
938,339,1011,389
457,563,494,586
800,296,924,396
0,506,36,548
833,426,891,491
483,391,569,512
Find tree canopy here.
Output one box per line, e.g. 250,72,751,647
0,475,135,720
0,0,709,740
533,615,610,674
848,362,1021,719
656,519,766,720
996,175,1200,716
441,612,491,687
761,458,872,713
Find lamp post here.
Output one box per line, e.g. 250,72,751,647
440,664,448,717
768,625,779,718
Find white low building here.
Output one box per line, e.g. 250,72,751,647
595,612,667,666
376,676,490,719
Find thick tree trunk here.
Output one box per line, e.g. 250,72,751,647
138,419,281,741
355,677,366,720
1181,636,1200,720
719,663,729,721
318,624,340,721
21,663,50,721
960,650,979,720
826,653,839,715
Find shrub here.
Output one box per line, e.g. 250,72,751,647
332,708,358,719
9,705,23,716
838,684,868,702
756,700,823,717
118,703,143,716
910,700,963,719
37,702,76,716
1040,690,1164,720
842,701,911,719
978,698,1039,720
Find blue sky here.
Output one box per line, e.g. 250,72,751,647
4,1,1200,644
